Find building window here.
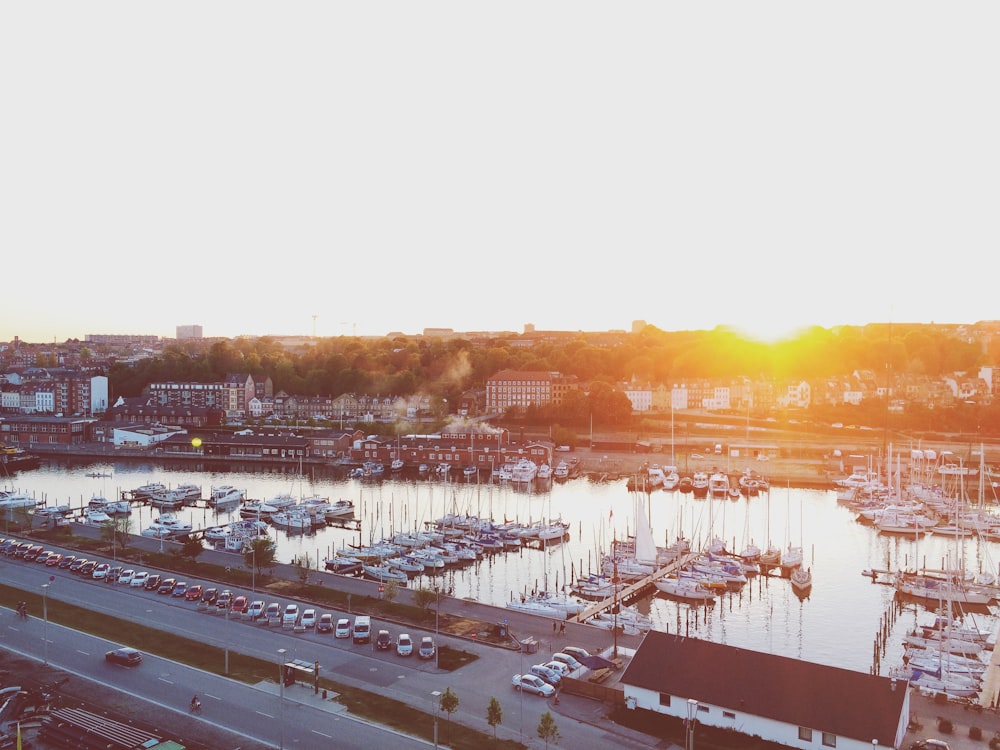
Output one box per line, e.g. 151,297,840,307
722,711,735,720
798,728,813,742
821,733,836,747
658,693,671,707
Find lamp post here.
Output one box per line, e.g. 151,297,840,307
41,581,50,665
434,585,441,670
430,690,441,749
686,698,698,750
277,648,287,750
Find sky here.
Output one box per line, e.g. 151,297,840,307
3,3,998,345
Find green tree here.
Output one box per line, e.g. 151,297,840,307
486,696,503,740
537,710,560,748
180,536,205,562
439,687,459,731
382,578,399,604
243,536,277,577
412,586,437,611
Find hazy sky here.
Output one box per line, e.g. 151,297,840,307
3,3,998,344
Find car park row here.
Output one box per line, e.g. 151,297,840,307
0,536,436,658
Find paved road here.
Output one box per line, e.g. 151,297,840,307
0,538,664,749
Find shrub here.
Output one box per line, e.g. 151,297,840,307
969,726,982,741
938,717,953,734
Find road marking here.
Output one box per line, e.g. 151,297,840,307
158,678,174,685
257,711,275,719
311,730,333,738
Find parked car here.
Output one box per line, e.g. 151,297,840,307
45,553,63,567
512,673,555,697
230,595,249,614
130,571,149,588
35,551,56,565
157,578,177,595
143,574,162,591
263,602,282,626
246,600,266,620
216,590,233,609
105,647,143,667
117,569,135,586
79,560,98,576
200,587,218,605
58,555,77,569
562,646,591,662
551,652,583,672
530,663,562,687
396,633,413,657
282,604,299,627
184,584,204,601
22,545,44,562
418,636,436,660
91,562,110,579
317,613,334,633
543,660,571,678
106,566,123,583
69,558,89,573
334,618,351,638
376,629,392,650
171,582,188,598
300,609,317,629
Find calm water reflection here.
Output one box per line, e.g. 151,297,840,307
6,458,999,676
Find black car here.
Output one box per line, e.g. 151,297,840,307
105,647,143,667
376,629,392,650
317,613,334,633
69,557,88,573
157,578,177,595
144,574,162,591
58,554,76,569
201,587,218,605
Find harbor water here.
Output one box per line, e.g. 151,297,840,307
6,459,1000,678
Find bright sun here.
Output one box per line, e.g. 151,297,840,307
730,319,814,344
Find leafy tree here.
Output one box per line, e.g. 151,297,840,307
537,710,561,748
382,578,399,604
439,687,459,724
180,536,205,561
293,553,312,582
243,536,277,576
412,586,437,611
486,696,503,739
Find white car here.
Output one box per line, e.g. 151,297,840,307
130,571,149,588
551,652,583,672
334,618,351,638
282,604,299,627
117,569,135,586
396,633,413,656
246,600,266,620
92,563,110,580
561,646,591,662
300,609,317,629
543,660,571,678
512,673,555,697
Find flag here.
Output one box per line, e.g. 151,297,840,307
609,508,613,520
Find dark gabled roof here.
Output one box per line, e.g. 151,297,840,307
622,632,905,745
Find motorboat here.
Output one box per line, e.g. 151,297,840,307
510,459,538,483
708,471,730,498
325,498,356,521
790,566,813,596
130,482,166,501
655,576,717,603
209,485,246,507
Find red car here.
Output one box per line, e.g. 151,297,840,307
185,584,204,601
230,595,249,614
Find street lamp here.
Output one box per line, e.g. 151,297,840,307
686,699,698,750
41,581,50,665
434,585,441,670
430,690,441,749
277,648,287,750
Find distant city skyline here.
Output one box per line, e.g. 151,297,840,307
4,4,998,345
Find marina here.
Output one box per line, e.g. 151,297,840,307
6,456,1000,685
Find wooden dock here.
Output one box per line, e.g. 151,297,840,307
573,552,698,622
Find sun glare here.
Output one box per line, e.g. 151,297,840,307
731,320,814,345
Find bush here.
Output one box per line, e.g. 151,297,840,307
970,726,982,741
938,717,953,734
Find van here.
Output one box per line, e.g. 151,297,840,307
352,615,372,644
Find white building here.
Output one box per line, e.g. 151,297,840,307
621,632,908,750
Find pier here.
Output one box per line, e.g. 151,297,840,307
573,552,698,622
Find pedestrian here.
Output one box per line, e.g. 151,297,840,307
560,621,566,635
553,621,557,633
